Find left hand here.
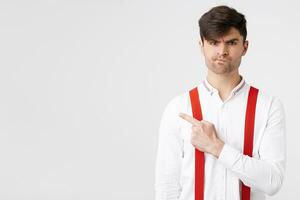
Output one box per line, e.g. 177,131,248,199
179,113,224,158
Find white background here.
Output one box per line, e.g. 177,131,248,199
0,0,299,199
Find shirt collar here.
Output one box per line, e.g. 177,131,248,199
203,76,246,96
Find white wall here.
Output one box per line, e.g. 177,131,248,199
0,0,299,199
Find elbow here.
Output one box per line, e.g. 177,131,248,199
265,181,282,196
154,184,182,200
154,176,182,200
264,167,285,196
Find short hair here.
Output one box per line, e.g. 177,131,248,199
198,5,247,42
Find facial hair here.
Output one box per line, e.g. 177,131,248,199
206,55,241,75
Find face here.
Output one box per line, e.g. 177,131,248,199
200,27,248,75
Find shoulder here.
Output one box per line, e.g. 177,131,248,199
256,87,283,107
252,86,285,118
162,85,200,116
163,91,189,114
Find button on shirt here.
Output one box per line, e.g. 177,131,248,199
155,78,286,200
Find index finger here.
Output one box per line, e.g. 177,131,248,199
179,113,201,126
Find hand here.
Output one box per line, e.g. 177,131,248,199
179,113,224,158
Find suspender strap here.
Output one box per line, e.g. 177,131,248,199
242,86,259,200
189,87,204,200
189,86,259,200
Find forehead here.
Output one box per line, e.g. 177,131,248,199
207,27,243,41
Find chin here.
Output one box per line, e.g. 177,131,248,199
212,70,229,75
210,65,232,74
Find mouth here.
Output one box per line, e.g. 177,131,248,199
215,59,227,65
216,59,227,62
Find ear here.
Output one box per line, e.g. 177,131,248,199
242,40,249,56
199,40,204,54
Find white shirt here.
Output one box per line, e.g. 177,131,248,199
155,77,286,200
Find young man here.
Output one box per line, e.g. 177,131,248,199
155,5,286,200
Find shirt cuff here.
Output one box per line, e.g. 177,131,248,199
217,143,241,169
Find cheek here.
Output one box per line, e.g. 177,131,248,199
203,49,217,60
227,49,241,60
231,46,245,57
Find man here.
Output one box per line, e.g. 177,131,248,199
155,5,286,200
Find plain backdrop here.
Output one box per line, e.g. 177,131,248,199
0,0,299,199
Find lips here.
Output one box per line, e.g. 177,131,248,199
216,59,227,62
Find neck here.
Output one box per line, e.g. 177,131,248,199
206,70,242,101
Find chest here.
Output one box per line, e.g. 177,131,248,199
179,95,267,158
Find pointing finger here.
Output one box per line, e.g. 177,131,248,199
179,113,201,126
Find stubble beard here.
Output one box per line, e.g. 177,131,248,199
206,58,241,75
210,62,234,74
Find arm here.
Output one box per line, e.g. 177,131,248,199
217,98,286,196
155,98,183,200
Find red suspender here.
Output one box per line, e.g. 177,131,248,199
189,87,204,200
242,86,259,200
189,86,259,200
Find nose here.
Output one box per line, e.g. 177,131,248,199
217,43,228,56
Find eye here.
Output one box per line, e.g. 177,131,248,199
228,41,237,45
209,41,217,45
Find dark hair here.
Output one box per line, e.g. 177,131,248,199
198,5,247,42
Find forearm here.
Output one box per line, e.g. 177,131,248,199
217,144,285,195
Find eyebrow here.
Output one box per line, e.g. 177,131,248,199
225,38,239,43
209,38,239,42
